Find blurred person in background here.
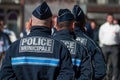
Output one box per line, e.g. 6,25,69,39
0,20,11,65
90,20,99,43
85,23,93,38
113,19,119,25
85,15,93,39
3,22,17,43
99,13,120,80
72,5,106,80
20,19,31,38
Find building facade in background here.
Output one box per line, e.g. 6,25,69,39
0,0,24,38
0,0,120,38
25,0,120,25
81,0,120,24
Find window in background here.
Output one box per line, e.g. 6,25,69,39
109,0,118,4
88,0,97,4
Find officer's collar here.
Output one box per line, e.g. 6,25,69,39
56,29,71,34
30,26,51,34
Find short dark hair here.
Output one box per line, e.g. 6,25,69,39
57,21,73,28
90,20,97,25
107,13,113,16
74,18,86,27
106,13,114,20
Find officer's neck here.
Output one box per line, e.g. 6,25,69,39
56,27,72,32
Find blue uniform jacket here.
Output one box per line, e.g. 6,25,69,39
74,26,106,80
53,30,92,80
0,26,74,80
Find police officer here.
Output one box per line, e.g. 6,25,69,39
0,2,74,80
53,9,92,80
72,5,106,80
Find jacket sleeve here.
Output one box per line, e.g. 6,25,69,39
78,49,92,80
93,47,106,79
0,47,17,80
57,46,74,80
98,26,103,45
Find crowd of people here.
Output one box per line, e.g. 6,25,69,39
0,1,120,80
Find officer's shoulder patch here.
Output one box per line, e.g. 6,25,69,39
76,37,87,46
19,37,54,53
61,40,76,55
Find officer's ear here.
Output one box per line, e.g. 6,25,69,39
52,15,57,28
71,21,75,30
29,18,32,27
55,22,60,31
73,21,76,29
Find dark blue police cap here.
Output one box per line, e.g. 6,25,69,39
57,9,74,22
32,1,52,20
72,5,85,21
